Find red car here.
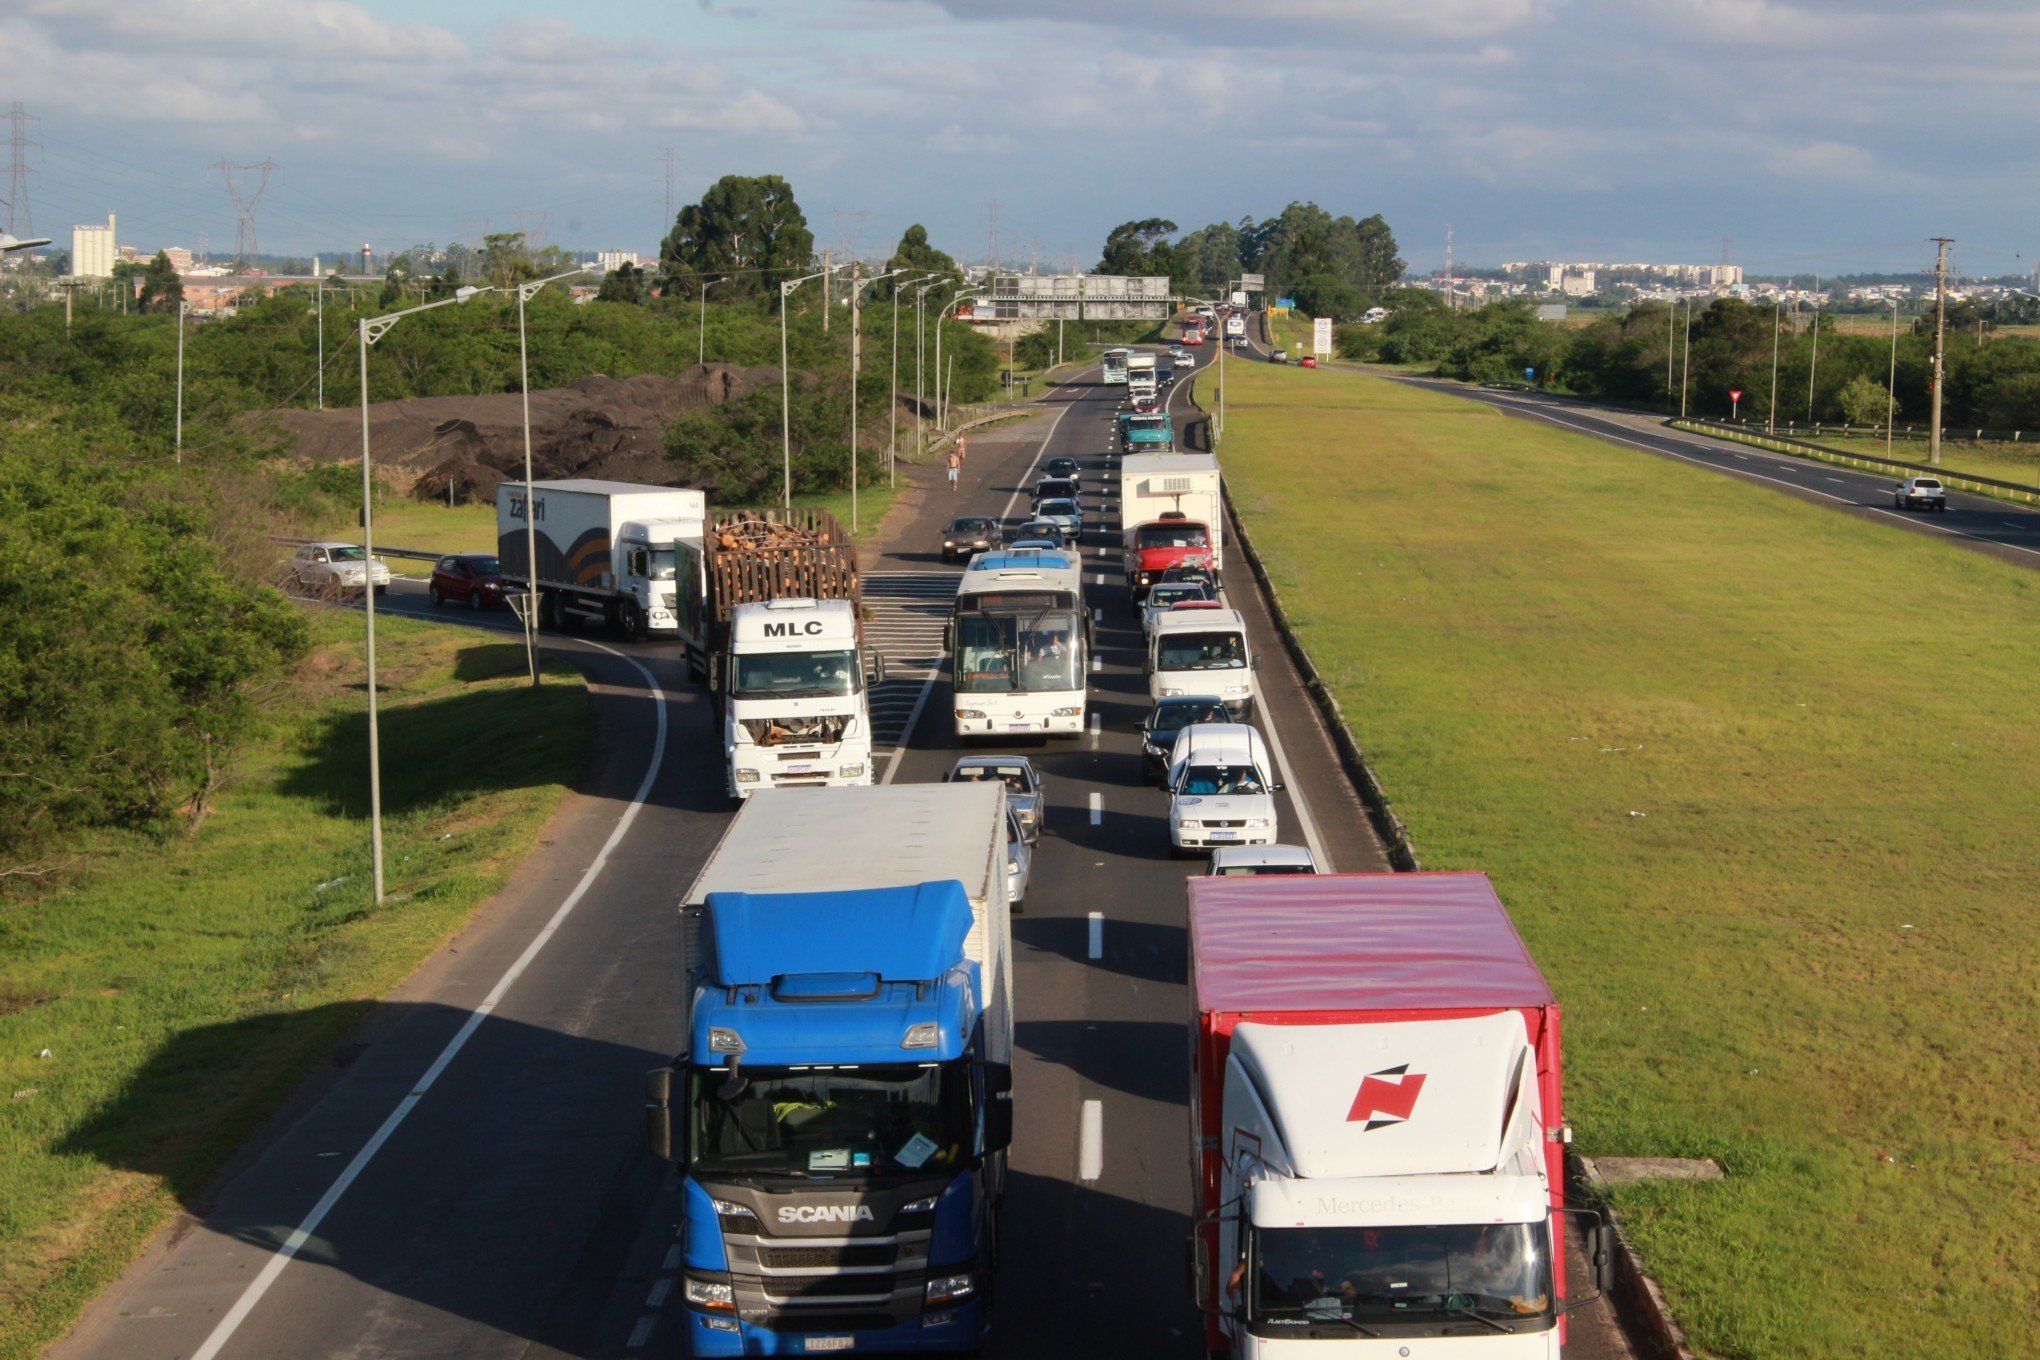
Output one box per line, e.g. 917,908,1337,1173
1299,354,1318,368
428,553,508,609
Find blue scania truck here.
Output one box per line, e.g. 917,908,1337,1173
645,784,1015,1355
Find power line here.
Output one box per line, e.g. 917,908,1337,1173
4,102,39,237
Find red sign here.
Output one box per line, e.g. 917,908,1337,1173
1729,389,1743,401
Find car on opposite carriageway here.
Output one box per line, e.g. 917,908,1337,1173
1893,476,1947,512
428,553,509,610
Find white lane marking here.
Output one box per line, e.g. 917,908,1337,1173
1088,791,1103,825
1097,543,1109,557
187,642,671,1360
1089,710,1101,748
627,1315,656,1350
886,390,1089,782
646,1278,674,1308
1092,572,1104,586
1093,606,1102,622
1077,1101,1104,1182
1254,685,1334,873
1826,476,1846,483
1091,654,1103,673
662,1244,682,1271
1088,911,1104,959
2007,521,2030,530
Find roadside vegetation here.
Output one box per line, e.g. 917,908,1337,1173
1199,358,2040,1359
0,610,592,1360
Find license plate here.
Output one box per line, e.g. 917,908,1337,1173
786,763,812,772
1209,831,1240,840
1008,723,1032,731
806,1340,853,1353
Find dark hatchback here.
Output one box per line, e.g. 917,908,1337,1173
1140,695,1231,783
942,516,1003,562
429,553,508,609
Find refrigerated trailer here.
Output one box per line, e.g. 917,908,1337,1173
1187,872,1612,1357
496,479,706,636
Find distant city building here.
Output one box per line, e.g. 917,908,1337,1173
163,246,195,273
71,212,117,278
596,250,642,273
1560,269,1597,297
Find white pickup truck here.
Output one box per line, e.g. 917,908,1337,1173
1892,476,1947,512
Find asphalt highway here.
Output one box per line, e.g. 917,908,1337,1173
53,352,1636,1359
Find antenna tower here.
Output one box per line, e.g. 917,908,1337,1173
662,148,677,227
986,199,1000,272
213,159,279,265
3,102,38,236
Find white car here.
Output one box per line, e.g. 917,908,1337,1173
1166,722,1281,855
1206,844,1319,876
1892,476,1947,512
1176,352,1195,369
292,541,392,595
1033,498,1083,544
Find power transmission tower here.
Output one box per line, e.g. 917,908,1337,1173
661,148,677,227
213,159,279,266
1444,224,1454,310
3,102,38,237
511,209,549,248
1928,236,1953,467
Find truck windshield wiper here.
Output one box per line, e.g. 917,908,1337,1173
1292,1304,1381,1339
1442,1301,1513,1335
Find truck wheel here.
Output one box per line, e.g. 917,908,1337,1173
537,593,562,631
373,584,388,597
618,599,644,641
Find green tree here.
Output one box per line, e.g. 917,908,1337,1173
1351,214,1405,290
884,224,962,295
1097,218,1178,276
1835,374,1894,427
137,251,184,314
480,232,535,290
1177,221,1244,288
659,173,815,302
596,262,647,305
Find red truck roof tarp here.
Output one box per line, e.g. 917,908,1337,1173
1187,871,1554,1015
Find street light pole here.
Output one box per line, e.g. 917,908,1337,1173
846,267,905,533
175,300,189,463
516,266,592,684
913,280,947,473
698,276,725,367
1680,297,1693,419
355,284,488,903
1806,302,1821,425
890,274,935,488
316,281,327,411
1767,301,1781,434
934,292,984,433
780,268,828,509
1887,298,1901,459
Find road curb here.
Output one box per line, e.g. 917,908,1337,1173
1572,1154,1700,1360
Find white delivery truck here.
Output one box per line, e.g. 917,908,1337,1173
1121,452,1225,599
1149,605,1257,720
1126,350,1159,403
496,479,705,636
723,597,879,799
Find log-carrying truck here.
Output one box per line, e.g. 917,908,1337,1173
1122,452,1223,600
1187,872,1613,1358
645,785,1016,1357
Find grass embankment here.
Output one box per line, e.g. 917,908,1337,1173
0,610,592,1360
1196,360,2040,1359
1817,435,2040,492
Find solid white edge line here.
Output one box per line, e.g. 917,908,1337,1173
1087,911,1104,960
1077,1100,1104,1182
188,641,670,1360
1088,791,1103,826
884,385,1088,783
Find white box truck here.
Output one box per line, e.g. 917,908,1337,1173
497,479,705,636
1126,350,1159,403
722,597,878,799
1121,452,1224,599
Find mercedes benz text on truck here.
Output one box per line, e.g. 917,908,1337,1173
1123,453,1224,600
1187,872,1613,1358
646,785,1016,1356
497,479,706,636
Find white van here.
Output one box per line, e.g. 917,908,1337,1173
1148,607,1256,720
1165,723,1281,854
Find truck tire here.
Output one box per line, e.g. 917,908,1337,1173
618,599,644,641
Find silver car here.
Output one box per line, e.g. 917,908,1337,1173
948,755,1044,844
1005,805,1032,908
291,541,392,595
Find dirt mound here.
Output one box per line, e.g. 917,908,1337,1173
267,363,779,502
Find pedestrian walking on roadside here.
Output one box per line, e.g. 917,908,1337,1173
955,435,968,462
945,446,962,491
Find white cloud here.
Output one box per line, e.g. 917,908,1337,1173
23,0,466,61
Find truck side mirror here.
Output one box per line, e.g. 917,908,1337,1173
1251,655,1262,671
983,1096,1014,1153
982,1062,1013,1096
644,1065,679,1165
1592,1221,1617,1293
867,653,888,686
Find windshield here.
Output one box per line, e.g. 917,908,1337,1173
687,1062,972,1179
328,546,367,563
1147,585,1210,610
1129,417,1170,432
1150,702,1227,738
647,549,677,581
950,519,993,534
955,611,1083,693
1039,500,1078,517
1178,763,1267,796
1157,630,1246,671
730,649,861,699
1253,1223,1554,1331
1138,524,1209,551
469,556,502,576
1217,863,1315,876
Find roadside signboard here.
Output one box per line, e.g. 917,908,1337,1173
1240,273,1265,291
1313,316,1333,356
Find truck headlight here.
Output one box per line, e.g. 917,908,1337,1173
685,1276,736,1312
1160,687,1185,697
925,1272,976,1306
955,709,985,720
733,769,760,784
839,762,866,778
1051,706,1080,717
1225,686,1248,695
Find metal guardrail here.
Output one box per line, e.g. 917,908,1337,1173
1667,421,2040,506
271,535,449,563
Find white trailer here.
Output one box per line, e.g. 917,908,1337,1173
1126,350,1159,402
680,784,1014,1068
1121,453,1225,595
496,479,705,636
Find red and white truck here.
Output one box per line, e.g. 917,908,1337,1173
1187,872,1611,1357
1122,452,1223,601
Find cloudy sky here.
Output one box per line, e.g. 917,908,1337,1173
7,0,2037,276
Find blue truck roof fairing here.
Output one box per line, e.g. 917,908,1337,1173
693,881,980,1066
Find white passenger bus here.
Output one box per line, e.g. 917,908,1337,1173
1101,348,1130,385
951,550,1090,738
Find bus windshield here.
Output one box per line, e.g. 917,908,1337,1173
955,611,1083,693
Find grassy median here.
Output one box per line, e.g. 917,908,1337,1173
0,609,592,1360
1198,359,2040,1359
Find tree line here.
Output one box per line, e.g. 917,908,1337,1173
1094,204,1404,318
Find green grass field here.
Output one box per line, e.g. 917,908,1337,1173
1197,360,2040,1359
0,610,592,1360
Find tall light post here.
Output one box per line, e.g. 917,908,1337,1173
890,274,937,487
1767,301,1782,434
316,279,329,411
516,266,592,684
175,299,190,462
1679,297,1693,419
1806,301,1821,425
934,292,985,432
847,268,904,533
357,285,488,903
913,279,950,473
780,268,829,509
1887,298,1901,458
698,275,727,367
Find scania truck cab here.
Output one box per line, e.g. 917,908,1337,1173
724,598,879,799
